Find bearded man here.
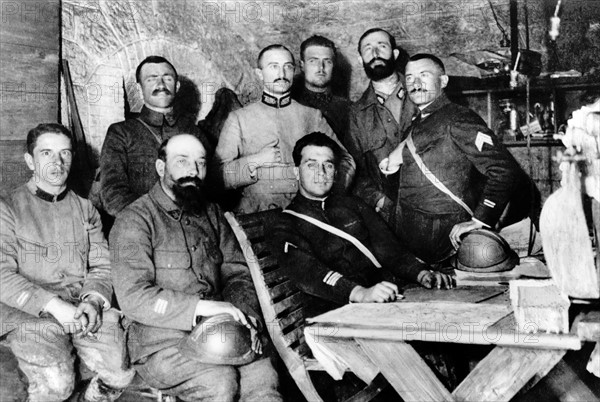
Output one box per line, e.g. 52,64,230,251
110,134,281,401
345,28,417,225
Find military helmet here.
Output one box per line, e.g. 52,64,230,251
178,313,257,365
454,229,519,272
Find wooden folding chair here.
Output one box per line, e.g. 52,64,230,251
225,209,386,402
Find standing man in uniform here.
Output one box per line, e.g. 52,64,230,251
293,35,352,143
382,54,522,264
214,44,355,214
345,28,417,224
100,55,210,217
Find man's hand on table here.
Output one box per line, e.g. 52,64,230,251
349,281,404,303
417,270,456,290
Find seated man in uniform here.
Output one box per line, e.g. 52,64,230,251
111,134,281,402
0,123,134,401
270,132,454,317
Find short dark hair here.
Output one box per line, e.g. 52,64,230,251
257,44,295,68
136,55,178,83
408,53,446,73
292,132,341,167
358,28,397,55
300,35,336,60
26,123,73,155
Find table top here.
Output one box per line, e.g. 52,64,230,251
305,286,582,350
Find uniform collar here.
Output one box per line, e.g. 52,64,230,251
139,105,178,127
149,182,183,221
261,92,292,108
419,92,451,117
26,179,69,202
290,193,328,212
297,87,332,109
374,81,405,105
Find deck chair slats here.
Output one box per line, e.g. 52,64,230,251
269,280,298,301
249,240,270,257
273,292,305,316
282,326,305,347
295,340,313,358
277,306,305,331
243,225,265,241
257,255,278,271
262,267,287,286
225,210,385,402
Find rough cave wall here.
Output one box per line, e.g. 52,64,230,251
61,0,599,162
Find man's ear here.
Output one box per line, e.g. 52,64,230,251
254,68,263,82
23,153,34,171
136,82,143,97
393,48,400,60
440,74,449,89
299,60,305,72
155,159,165,178
294,166,300,181
357,55,364,66
175,80,181,94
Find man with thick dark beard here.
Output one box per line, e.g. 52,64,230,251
345,28,417,225
110,134,281,401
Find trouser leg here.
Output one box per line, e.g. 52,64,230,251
3,308,76,401
238,357,282,402
73,309,135,401
136,345,240,402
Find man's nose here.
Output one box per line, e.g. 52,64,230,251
413,78,422,88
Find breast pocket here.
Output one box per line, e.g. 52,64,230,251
153,250,191,270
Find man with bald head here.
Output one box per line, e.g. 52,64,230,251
215,44,355,214
111,134,281,401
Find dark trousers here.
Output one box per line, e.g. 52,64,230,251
394,205,471,264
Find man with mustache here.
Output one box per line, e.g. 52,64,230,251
100,55,210,217
381,54,522,264
270,132,453,318
215,44,355,214
293,35,352,142
344,28,418,226
0,123,135,401
111,134,281,401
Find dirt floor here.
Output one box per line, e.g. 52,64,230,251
1,343,599,401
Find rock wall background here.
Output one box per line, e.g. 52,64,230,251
61,0,599,161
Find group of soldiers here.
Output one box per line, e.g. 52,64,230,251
0,27,528,401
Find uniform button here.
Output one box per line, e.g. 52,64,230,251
57,273,65,279
191,245,197,252
185,218,191,225
167,263,172,268
387,118,392,122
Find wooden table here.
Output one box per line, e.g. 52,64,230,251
304,286,583,402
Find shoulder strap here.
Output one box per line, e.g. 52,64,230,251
136,118,163,145
282,209,382,268
405,133,474,216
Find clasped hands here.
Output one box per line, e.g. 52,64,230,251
45,294,105,337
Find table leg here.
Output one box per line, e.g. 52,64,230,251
356,339,454,402
316,336,379,384
452,346,566,401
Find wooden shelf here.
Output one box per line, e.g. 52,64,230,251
503,138,564,148
447,75,600,96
